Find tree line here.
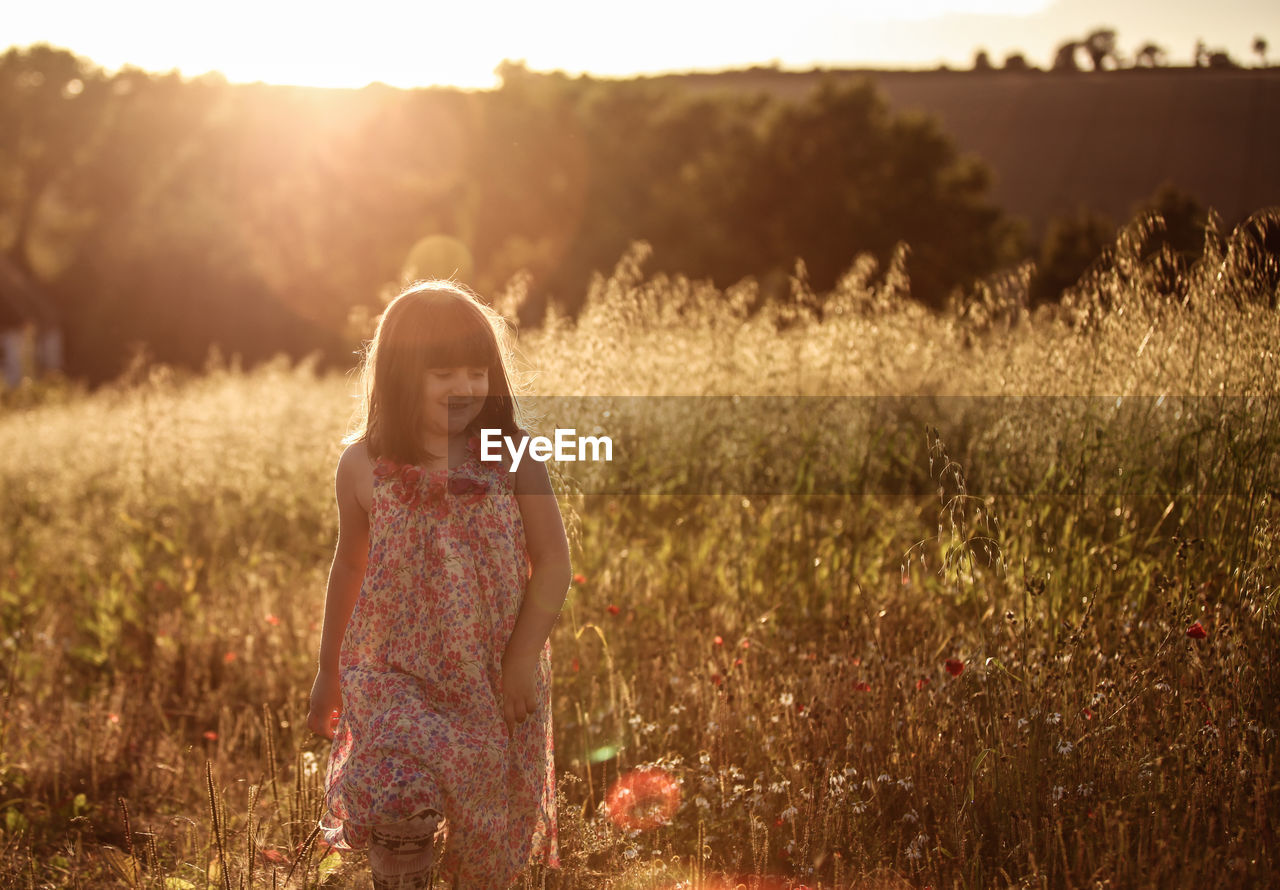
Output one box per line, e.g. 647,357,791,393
0,44,1257,385
972,28,1270,73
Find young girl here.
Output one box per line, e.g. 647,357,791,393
306,281,569,890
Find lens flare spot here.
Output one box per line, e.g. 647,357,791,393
402,234,473,284
605,766,681,831
588,743,620,764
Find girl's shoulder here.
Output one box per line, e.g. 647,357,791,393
337,440,376,513
339,439,377,470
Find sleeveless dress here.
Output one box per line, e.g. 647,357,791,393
319,435,559,889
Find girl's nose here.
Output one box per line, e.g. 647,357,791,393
446,371,482,397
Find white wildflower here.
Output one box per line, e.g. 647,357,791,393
779,692,795,707
1057,739,1074,755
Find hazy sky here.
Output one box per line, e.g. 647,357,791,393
5,0,1277,88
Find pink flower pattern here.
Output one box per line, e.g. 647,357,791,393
319,436,558,888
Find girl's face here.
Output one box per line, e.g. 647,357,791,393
422,365,489,440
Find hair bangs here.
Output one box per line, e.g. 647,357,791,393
411,294,500,371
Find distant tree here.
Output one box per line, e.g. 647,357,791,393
1052,41,1082,72
0,45,109,278
1083,28,1119,71
1030,208,1114,305
1253,35,1268,66
741,79,1013,308
973,49,993,71
1207,49,1239,69
1004,52,1031,71
1135,183,1208,256
1131,183,1209,296
1194,39,1207,67
1134,42,1167,67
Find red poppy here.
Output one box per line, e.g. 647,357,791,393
711,673,723,687
740,639,751,649
1082,707,1094,720
1186,621,1208,639
854,681,872,692
203,730,218,741
107,713,120,724
223,652,237,664
572,573,587,585
713,635,724,646
265,613,280,626
945,658,964,677
916,677,930,690
607,604,620,615
571,658,580,672
604,767,681,831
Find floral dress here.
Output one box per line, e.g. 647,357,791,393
320,435,559,889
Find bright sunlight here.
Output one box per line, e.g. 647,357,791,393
8,0,1059,88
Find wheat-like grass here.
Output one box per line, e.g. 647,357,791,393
0,219,1277,887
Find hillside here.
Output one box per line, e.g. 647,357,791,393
654,67,1280,236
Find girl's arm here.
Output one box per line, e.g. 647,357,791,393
499,451,571,734
306,444,370,738
504,453,572,661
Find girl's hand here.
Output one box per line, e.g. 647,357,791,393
306,668,343,740
499,650,539,739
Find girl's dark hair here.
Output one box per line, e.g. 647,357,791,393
345,280,522,465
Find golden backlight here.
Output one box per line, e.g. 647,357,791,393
8,0,1067,89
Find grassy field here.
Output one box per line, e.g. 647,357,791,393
0,224,1277,889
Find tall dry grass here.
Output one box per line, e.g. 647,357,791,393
0,209,1277,888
